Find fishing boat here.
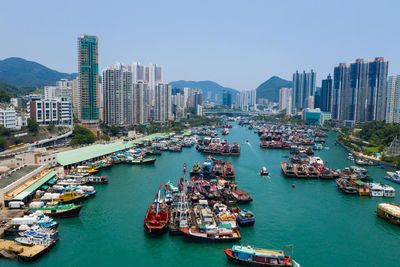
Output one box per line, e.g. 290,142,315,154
200,159,213,178
294,165,308,178
169,194,194,235
190,161,202,176
224,162,235,179
180,227,241,242
28,202,83,218
377,203,400,225
224,245,300,266
84,176,108,185
4,213,59,236
144,185,169,236
281,162,296,177
165,181,179,194
40,190,85,204
213,161,225,177
336,178,358,194
260,167,269,176
231,207,255,226
231,190,252,204
221,128,230,135
384,171,400,184
230,142,240,155
127,157,156,165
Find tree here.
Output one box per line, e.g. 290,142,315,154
47,122,55,132
14,137,23,144
100,134,110,141
70,125,97,146
27,117,39,134
0,126,12,137
0,137,6,150
109,125,120,136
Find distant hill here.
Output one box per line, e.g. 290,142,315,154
0,81,38,99
169,80,239,104
255,76,292,103
0,57,77,87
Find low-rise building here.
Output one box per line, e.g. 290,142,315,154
29,98,72,126
302,108,332,125
0,106,18,129
14,148,58,167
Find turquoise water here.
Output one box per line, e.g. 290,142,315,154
8,124,400,267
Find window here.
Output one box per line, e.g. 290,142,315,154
37,110,42,120
45,103,50,109
37,102,42,108
46,110,50,120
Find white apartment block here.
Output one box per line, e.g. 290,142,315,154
0,106,18,129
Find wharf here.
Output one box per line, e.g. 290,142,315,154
0,239,49,261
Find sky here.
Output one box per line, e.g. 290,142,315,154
1,0,399,90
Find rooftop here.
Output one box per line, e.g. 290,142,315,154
57,133,165,166
0,165,41,189
12,171,57,201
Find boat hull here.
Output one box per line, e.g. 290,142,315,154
181,228,241,242
144,224,168,236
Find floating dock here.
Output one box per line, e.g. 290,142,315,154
0,239,50,262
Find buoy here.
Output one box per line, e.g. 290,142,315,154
292,184,295,188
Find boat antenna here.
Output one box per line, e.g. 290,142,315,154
183,163,186,181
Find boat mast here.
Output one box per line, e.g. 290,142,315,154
155,183,162,215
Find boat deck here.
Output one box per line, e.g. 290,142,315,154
0,239,48,259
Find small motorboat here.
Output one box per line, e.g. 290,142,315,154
260,166,269,176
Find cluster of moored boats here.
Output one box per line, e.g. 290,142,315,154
196,138,240,156
144,163,253,242
190,157,236,179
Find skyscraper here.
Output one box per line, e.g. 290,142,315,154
222,90,232,108
78,34,99,124
292,70,316,112
320,74,332,112
279,87,292,114
102,63,134,125
333,58,389,123
154,82,171,122
133,81,150,124
386,75,400,123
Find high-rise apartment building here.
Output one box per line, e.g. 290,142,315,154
154,82,171,122
320,74,332,112
386,75,400,123
333,58,389,123
133,81,150,124
71,77,80,121
223,90,232,108
131,62,146,83
235,90,257,111
279,87,292,114
78,34,99,124
292,70,316,112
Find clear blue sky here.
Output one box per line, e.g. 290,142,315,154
1,0,399,90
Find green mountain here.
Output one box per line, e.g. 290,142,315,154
255,76,292,102
0,81,37,99
0,57,77,87
169,80,239,104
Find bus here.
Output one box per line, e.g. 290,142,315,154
17,143,24,147
8,145,16,149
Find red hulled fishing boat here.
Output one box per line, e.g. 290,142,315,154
144,184,169,235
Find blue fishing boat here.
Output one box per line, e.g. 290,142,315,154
224,245,300,266
200,158,213,178
384,171,400,184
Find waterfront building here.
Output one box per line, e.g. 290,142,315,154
154,82,172,122
279,87,292,114
78,34,99,124
29,98,73,126
333,58,389,123
386,75,400,123
320,74,332,112
302,108,331,125
292,70,316,112
223,90,232,108
0,106,18,129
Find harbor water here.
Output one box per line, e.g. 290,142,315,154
9,124,400,266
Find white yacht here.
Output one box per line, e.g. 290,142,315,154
382,184,395,197
368,183,384,197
